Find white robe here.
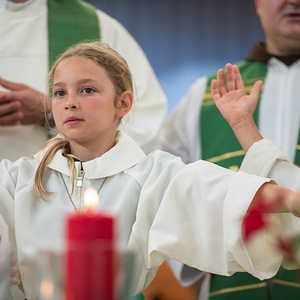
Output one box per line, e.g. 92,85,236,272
0,0,167,160
0,132,284,299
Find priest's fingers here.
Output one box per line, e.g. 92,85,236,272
216,68,227,97
224,63,236,91
211,79,221,102
232,65,245,90
0,77,27,92
9,265,19,286
250,80,263,102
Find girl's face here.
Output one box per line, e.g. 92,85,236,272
52,56,129,157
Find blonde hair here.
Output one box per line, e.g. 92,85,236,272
34,41,134,200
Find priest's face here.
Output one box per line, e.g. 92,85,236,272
255,0,300,55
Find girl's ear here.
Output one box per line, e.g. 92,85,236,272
116,91,133,118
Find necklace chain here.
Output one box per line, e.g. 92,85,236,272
60,173,107,213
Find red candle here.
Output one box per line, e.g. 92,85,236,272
65,188,115,300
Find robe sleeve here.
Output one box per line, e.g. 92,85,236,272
130,158,282,293
241,139,300,270
240,139,300,190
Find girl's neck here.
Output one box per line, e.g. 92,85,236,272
70,138,117,162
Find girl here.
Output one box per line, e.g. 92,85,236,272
1,43,300,300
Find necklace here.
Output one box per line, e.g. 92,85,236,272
60,173,107,213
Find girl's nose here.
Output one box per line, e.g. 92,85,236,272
64,95,79,110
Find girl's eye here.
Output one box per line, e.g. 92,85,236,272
82,87,95,94
54,90,66,98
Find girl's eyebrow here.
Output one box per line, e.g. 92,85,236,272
52,78,98,87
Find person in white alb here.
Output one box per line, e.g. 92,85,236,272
0,0,167,161
156,0,300,298
0,1,166,299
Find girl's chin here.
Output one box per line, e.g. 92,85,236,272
64,133,86,143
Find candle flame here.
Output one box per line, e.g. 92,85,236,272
83,187,99,211
40,278,54,298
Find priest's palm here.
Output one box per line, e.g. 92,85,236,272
211,63,262,129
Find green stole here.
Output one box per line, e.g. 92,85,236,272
200,60,300,299
48,0,100,70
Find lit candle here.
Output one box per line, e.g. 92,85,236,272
65,187,115,300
